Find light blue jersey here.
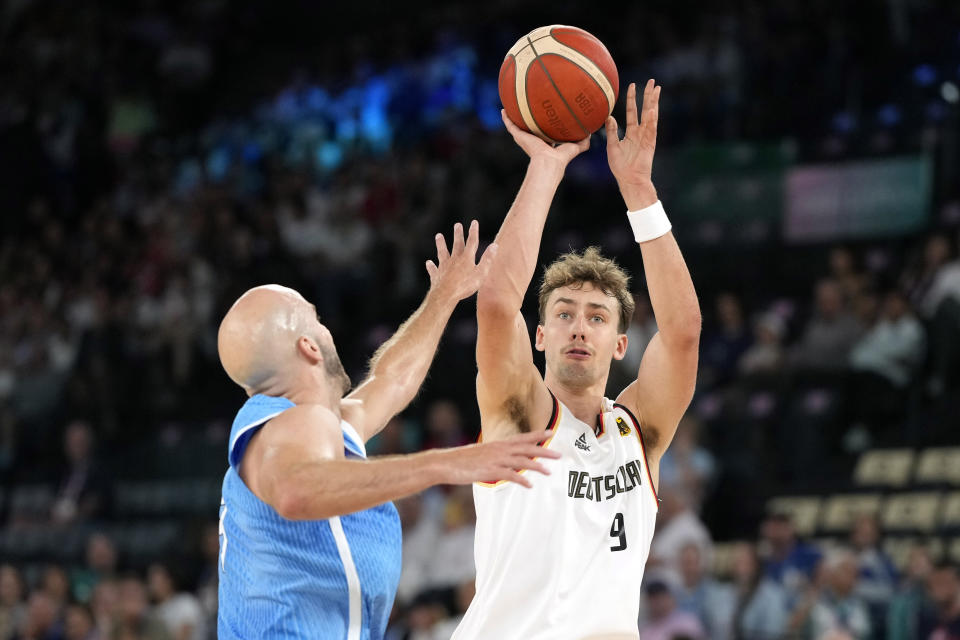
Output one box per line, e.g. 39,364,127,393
218,394,402,639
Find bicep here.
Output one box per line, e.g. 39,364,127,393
616,331,698,459
476,308,548,436
477,308,535,387
252,407,344,509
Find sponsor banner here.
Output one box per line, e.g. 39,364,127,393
784,156,932,243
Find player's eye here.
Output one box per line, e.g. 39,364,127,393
558,312,570,320
591,315,604,323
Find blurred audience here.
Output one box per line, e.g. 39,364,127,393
610,291,658,391
147,564,204,640
656,416,716,511
420,487,476,591
887,545,933,640
701,293,752,388
918,562,960,639
806,548,872,640
792,279,863,375
675,543,733,639
638,580,706,640
650,487,713,575
71,534,118,605
725,542,788,640
113,577,170,640
193,524,219,635
829,248,869,306
0,566,26,640
849,291,924,389
849,514,898,633
905,235,960,397
62,604,95,640
395,493,441,607
421,400,468,451
760,512,821,600
18,590,62,640
50,421,107,526
738,312,786,376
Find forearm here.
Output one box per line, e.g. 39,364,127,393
478,157,564,309
366,288,457,401
640,234,701,344
278,450,446,520
625,182,701,347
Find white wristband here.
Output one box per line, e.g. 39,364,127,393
626,200,672,243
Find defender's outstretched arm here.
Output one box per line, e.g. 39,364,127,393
345,221,496,441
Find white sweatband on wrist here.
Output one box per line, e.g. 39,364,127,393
626,200,672,243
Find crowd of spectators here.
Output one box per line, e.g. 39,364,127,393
2,0,960,639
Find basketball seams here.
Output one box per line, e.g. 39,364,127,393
506,32,554,58
513,45,549,140
548,26,619,92
538,53,611,126
538,36,616,112
527,36,590,139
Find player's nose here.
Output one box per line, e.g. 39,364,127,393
571,316,586,340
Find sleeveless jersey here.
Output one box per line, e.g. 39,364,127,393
218,394,402,640
453,394,659,640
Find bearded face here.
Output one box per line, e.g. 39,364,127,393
320,341,351,396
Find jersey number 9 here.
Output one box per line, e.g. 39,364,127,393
610,512,627,552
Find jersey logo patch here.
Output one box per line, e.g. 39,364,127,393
616,417,631,437
575,433,591,451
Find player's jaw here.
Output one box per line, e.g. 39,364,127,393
542,334,616,389
552,345,608,388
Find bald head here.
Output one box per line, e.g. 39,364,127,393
218,285,349,395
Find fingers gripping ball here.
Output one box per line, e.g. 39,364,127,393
499,25,619,143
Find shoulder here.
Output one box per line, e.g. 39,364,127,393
338,397,364,434
264,404,341,438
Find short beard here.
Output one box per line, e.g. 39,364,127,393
321,343,352,396
553,361,597,388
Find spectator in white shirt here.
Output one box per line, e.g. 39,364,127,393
849,290,924,388
147,563,206,640
650,487,713,575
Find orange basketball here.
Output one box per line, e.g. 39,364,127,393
499,25,619,144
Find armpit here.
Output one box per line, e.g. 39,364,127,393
503,395,532,433
640,424,661,451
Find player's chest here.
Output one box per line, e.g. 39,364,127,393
549,412,648,504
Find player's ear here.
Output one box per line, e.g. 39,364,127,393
297,336,323,365
612,333,628,361
534,325,546,352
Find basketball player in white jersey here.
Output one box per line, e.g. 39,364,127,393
453,80,701,640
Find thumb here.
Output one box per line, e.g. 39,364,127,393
605,116,619,145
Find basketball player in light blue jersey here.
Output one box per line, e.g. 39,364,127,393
216,220,559,640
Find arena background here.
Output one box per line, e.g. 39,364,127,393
2,1,960,638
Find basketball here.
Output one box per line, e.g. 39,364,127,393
499,25,619,143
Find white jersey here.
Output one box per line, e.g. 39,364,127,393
453,394,659,640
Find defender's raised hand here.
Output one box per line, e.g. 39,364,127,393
501,109,590,171
605,80,661,210
426,220,498,302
